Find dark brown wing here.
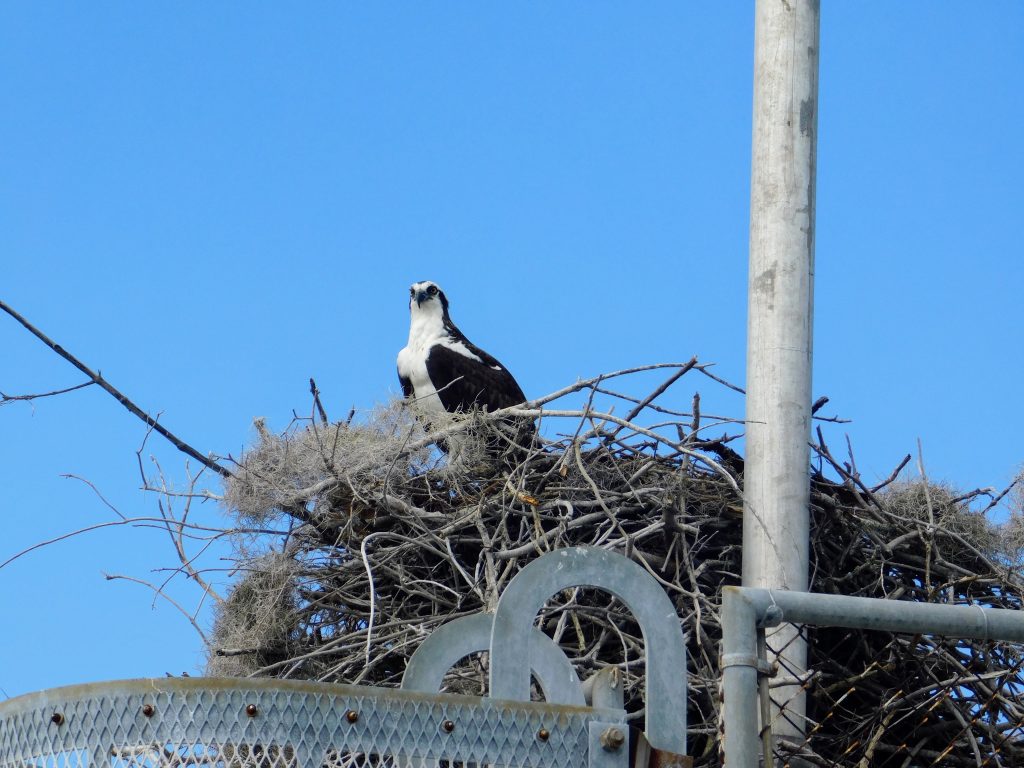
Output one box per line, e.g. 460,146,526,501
425,344,527,413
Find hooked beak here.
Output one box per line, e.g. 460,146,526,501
415,290,429,307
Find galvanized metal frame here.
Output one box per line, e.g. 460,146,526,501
720,586,1024,767
489,547,687,755
1,546,689,768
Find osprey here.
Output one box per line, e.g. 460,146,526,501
397,280,531,448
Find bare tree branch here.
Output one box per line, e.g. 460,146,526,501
0,298,231,477
1,380,95,406
103,572,210,644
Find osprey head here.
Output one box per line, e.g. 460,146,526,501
409,280,449,314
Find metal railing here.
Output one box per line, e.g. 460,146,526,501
721,586,1024,767
0,548,690,768
0,676,627,768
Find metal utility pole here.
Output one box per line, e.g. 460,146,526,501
743,0,819,759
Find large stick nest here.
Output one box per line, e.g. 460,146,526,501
208,364,1024,767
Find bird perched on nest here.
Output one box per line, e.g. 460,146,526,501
397,280,533,456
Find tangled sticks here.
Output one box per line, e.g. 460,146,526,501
210,362,1024,767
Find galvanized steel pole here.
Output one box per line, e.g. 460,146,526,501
721,588,762,768
743,0,820,758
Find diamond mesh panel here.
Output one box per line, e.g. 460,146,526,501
0,678,620,768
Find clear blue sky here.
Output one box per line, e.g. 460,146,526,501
2,4,1021,699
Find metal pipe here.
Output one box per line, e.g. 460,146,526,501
740,587,1024,641
743,0,821,752
719,586,1024,766
744,0,821,593
721,588,762,768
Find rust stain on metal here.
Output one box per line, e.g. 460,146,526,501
648,747,693,768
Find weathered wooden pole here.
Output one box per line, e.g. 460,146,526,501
743,0,819,759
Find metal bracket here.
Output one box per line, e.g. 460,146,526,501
760,603,785,627
719,653,773,676
489,547,688,756
589,720,630,768
401,612,585,705
583,666,624,710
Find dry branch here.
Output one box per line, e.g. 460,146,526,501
0,298,230,477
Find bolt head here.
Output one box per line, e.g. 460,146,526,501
441,719,455,733
50,712,65,726
600,726,626,752
245,704,258,717
537,727,550,742
345,709,359,724
142,704,155,718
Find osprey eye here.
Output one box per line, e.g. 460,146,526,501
427,286,438,296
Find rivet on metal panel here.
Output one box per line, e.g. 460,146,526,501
50,712,65,726
141,703,155,717
537,727,550,742
345,709,359,723
246,703,258,717
600,726,625,752
441,719,455,733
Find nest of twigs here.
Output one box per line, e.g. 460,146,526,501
208,362,1024,767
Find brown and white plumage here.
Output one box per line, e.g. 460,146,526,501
396,280,532,453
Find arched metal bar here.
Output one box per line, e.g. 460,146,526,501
489,546,687,755
401,612,586,705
